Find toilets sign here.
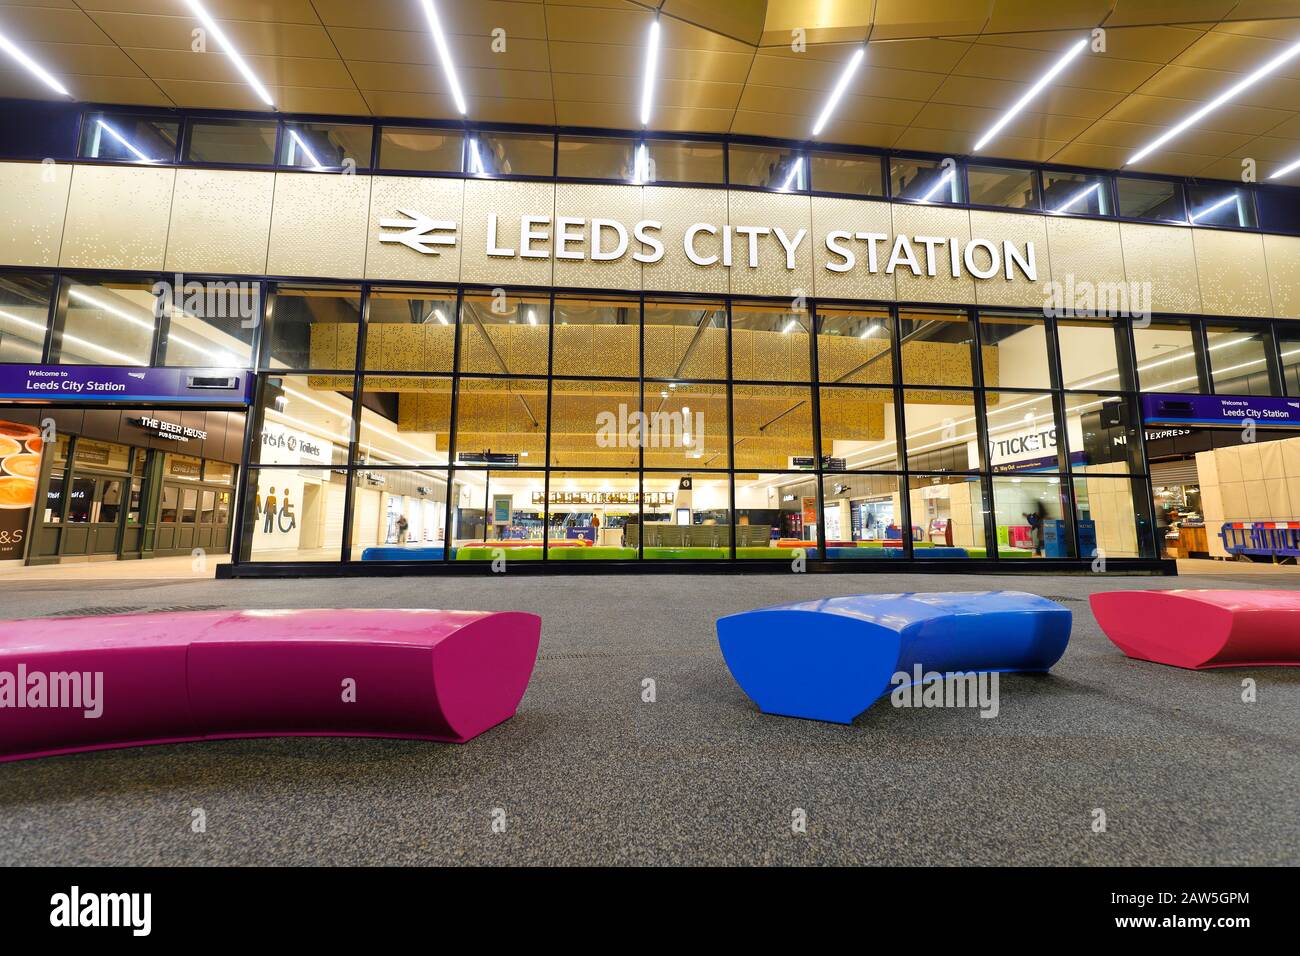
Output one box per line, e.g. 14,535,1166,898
376,210,1039,282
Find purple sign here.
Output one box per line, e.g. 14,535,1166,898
1141,393,1300,428
0,365,251,405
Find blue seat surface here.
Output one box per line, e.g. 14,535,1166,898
360,546,449,561
716,591,1070,724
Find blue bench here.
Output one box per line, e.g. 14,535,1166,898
360,546,452,561
716,591,1070,724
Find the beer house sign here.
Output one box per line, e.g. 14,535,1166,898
378,210,1040,282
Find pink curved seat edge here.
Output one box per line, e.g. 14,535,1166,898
0,608,541,762
1089,589,1300,669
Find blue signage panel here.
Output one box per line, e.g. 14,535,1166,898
1141,393,1300,428
0,365,251,404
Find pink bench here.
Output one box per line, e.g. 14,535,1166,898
0,608,540,762
1090,590,1300,669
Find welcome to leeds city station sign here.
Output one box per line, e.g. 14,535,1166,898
377,209,1040,282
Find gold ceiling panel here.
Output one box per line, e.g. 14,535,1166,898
0,2,1298,179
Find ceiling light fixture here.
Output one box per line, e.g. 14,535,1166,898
183,0,274,107
96,119,152,162
1128,38,1300,166
973,38,1087,152
0,27,70,96
418,0,467,115
640,18,660,126
1269,155,1300,180
812,46,865,137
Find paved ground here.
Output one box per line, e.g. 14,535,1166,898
0,566,1296,866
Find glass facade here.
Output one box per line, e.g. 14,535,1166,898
216,287,1196,566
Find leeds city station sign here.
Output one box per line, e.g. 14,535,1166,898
377,209,1040,282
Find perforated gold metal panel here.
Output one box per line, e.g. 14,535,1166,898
1193,228,1274,317
1118,221,1202,315
0,160,71,268
266,171,371,279
165,168,275,275
60,163,174,270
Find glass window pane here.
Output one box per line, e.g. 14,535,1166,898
467,131,553,177
820,387,897,471
730,472,814,549
904,389,979,472
185,119,278,165
642,382,726,469
0,273,53,363
1074,475,1154,558
180,486,198,522
157,483,177,524
546,471,638,556
984,391,1061,474
265,285,362,371
80,113,178,163
66,476,95,523
1281,330,1300,396
1117,177,1184,222
1188,184,1256,228
810,150,883,196
163,452,201,479
200,489,216,522
253,375,351,466
992,475,1066,557
967,164,1038,209
549,379,639,468
979,313,1050,388
731,384,812,471
458,292,549,375
816,307,893,384
553,295,639,378
75,438,128,469
1042,170,1111,216
453,378,547,466
644,299,726,380
158,280,258,367
731,303,810,382
730,144,804,190
1065,393,1144,474
643,139,724,185
821,474,903,554
452,469,545,556
357,375,450,467
556,135,637,180
1057,318,1128,391
279,122,373,169
1205,324,1274,396
639,472,734,558
908,474,988,557
1133,321,1200,393
240,466,345,561
348,468,449,556
204,460,235,483
378,126,463,172
51,277,157,366
898,310,975,386
364,287,456,372
1255,182,1300,233
127,477,142,524
890,157,960,203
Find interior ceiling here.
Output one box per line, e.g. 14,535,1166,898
3,1,1300,178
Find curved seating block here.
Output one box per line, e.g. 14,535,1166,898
716,591,1070,724
1090,589,1300,668
0,608,540,762
361,546,449,561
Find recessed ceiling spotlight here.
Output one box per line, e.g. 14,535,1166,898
418,0,467,115
1128,37,1300,166
183,0,274,107
812,46,865,137
974,38,1088,152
